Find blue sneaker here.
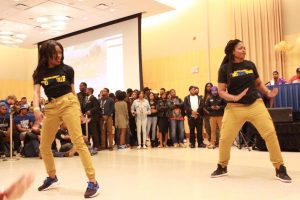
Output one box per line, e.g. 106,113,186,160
84,181,100,198
38,176,59,191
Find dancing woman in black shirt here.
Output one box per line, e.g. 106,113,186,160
32,40,100,198
210,39,291,183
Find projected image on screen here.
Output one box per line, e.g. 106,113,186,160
57,16,141,96
64,34,124,95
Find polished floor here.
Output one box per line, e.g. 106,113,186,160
0,147,299,200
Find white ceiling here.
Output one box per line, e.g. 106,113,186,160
0,0,173,48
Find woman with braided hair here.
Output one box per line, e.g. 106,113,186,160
210,39,292,183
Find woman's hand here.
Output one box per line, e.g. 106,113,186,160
234,88,249,102
32,110,44,131
266,88,278,98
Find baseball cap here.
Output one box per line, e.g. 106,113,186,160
20,104,29,110
211,86,218,92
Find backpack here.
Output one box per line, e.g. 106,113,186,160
23,139,40,157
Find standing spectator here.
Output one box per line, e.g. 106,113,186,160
143,87,151,100
184,86,205,148
115,91,129,150
77,82,88,113
99,88,114,151
157,92,169,147
288,67,300,83
0,103,10,156
159,88,166,100
77,82,88,136
126,88,133,99
205,86,226,149
147,92,158,147
168,89,185,147
85,88,100,151
129,91,138,146
203,83,213,144
131,91,150,149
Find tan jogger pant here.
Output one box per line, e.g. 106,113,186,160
40,93,95,180
218,98,283,169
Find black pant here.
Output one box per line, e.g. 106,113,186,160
188,116,203,145
88,118,100,148
129,117,137,146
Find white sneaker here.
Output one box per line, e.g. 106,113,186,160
142,145,147,149
137,145,141,149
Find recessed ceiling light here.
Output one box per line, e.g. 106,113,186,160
109,8,116,12
96,3,109,10
0,31,27,46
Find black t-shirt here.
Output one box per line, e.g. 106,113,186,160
149,101,158,117
34,64,74,99
0,115,10,132
218,60,259,104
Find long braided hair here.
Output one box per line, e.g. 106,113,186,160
221,39,242,86
32,40,64,83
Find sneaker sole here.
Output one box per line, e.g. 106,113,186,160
211,173,228,178
276,177,292,183
85,189,100,198
39,181,59,191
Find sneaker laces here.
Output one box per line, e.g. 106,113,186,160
44,177,55,184
87,182,97,190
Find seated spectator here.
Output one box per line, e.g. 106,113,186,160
53,123,97,157
20,97,29,106
0,95,16,115
288,67,300,83
268,71,286,85
0,103,10,157
205,86,226,149
53,122,76,157
14,105,40,157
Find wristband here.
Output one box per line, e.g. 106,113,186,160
33,107,40,112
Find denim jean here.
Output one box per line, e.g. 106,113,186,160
147,116,158,141
170,120,184,144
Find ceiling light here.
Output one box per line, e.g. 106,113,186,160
96,3,109,10
109,8,116,12
15,33,27,39
35,15,71,31
0,31,14,36
0,31,27,46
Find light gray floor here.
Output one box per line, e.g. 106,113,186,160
0,147,299,200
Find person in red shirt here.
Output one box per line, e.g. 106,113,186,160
288,67,300,83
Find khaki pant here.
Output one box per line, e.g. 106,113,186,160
100,115,113,148
40,93,95,180
210,116,223,145
219,98,283,169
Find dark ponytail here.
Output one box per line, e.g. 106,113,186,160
221,39,242,86
32,40,64,83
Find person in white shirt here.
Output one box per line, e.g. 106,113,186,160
131,91,151,149
183,86,205,148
